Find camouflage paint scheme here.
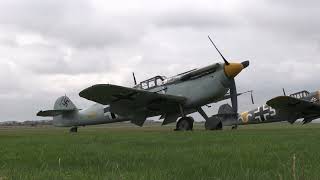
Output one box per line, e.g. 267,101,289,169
230,90,320,126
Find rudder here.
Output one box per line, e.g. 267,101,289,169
54,96,77,110
37,96,77,117
218,104,234,114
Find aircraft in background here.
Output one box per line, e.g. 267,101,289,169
206,89,320,130
78,36,250,131
37,96,129,132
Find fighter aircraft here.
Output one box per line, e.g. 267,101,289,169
37,96,130,132
205,89,320,130
79,36,250,131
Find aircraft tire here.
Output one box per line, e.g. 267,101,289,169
205,120,223,130
70,127,78,133
175,117,194,131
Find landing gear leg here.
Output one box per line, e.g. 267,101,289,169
232,125,238,130
70,126,78,133
197,107,209,121
175,117,194,131
175,104,194,131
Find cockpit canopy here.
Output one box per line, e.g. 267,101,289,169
134,76,167,90
289,90,310,99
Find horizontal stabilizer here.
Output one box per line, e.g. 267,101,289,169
37,109,74,117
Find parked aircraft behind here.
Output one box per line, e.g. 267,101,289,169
205,89,320,130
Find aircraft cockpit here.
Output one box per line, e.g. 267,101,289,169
289,90,310,99
134,76,167,90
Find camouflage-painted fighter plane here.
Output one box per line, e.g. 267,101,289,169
206,89,320,130
37,36,250,132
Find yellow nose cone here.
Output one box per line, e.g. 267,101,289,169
224,63,244,78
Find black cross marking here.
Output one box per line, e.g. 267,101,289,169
254,106,270,122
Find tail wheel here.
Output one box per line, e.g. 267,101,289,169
175,117,194,131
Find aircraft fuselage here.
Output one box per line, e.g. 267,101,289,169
53,104,128,127
144,64,232,115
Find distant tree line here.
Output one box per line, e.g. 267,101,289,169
0,120,53,126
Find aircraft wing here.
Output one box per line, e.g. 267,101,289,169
79,84,187,126
266,96,320,114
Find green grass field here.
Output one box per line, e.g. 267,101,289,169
0,123,320,180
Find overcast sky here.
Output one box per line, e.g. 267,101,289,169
0,0,320,122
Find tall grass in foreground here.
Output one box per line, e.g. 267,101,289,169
0,123,319,179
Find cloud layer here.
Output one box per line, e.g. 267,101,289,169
0,0,320,121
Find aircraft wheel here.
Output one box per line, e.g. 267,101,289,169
205,120,223,130
70,126,78,133
231,125,238,130
175,117,194,131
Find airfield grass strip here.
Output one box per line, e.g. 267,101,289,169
0,123,319,180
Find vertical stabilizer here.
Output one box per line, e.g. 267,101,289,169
218,104,234,114
54,96,77,110
37,96,77,117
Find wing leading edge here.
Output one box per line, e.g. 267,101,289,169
267,96,320,113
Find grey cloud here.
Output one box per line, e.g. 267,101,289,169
0,37,115,75
241,1,320,43
26,47,113,75
0,0,320,122
155,10,237,29
0,0,145,48
0,62,23,94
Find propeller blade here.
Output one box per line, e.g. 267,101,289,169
208,35,229,65
250,90,255,104
230,78,238,113
282,88,286,96
132,72,137,85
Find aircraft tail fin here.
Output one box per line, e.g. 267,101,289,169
37,96,77,117
218,104,234,114
54,96,77,110
205,104,237,130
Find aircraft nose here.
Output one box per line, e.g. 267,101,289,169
224,61,249,78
